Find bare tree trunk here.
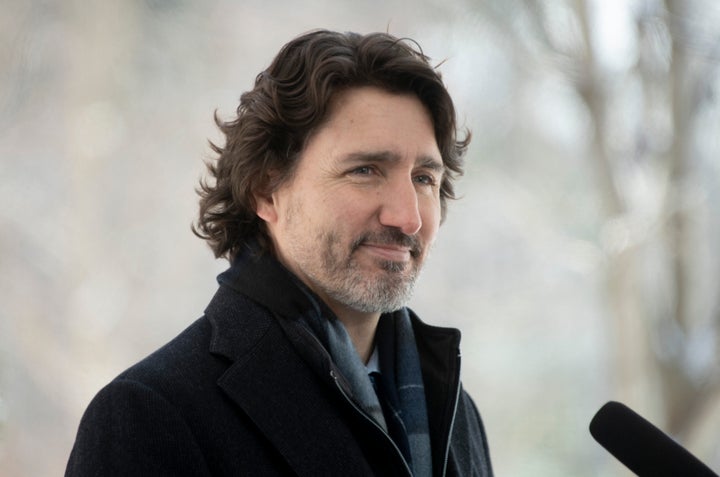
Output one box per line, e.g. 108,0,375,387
575,0,658,410
659,0,720,442
657,0,696,435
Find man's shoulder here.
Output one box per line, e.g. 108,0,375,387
112,316,218,396
113,287,277,397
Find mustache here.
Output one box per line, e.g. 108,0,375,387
351,228,422,258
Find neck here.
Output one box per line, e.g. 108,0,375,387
328,304,380,364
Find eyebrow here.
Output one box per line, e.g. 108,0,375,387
342,150,445,172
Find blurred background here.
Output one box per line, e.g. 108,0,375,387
1,0,719,475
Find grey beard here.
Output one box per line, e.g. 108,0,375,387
319,259,419,314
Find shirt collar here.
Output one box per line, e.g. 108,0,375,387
366,345,381,374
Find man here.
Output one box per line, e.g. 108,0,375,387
66,30,493,476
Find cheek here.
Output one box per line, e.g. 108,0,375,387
422,220,440,245
299,194,365,240
323,191,372,221
420,198,442,232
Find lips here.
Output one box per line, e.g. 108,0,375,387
360,243,413,262
350,229,422,263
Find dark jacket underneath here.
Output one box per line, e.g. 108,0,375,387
65,253,493,476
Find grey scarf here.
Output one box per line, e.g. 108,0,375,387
299,307,432,477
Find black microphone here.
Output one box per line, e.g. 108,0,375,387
590,401,718,476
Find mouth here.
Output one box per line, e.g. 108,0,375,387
352,230,422,262
359,243,413,262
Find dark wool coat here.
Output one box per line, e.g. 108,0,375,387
65,254,493,476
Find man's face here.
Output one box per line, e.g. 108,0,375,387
256,86,443,317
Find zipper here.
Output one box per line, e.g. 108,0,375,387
330,368,414,477
440,350,462,477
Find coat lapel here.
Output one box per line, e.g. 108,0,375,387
206,286,376,477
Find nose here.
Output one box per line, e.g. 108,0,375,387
378,179,422,235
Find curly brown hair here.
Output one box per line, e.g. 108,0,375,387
193,29,470,261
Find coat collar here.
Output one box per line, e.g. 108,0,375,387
207,244,340,371
215,243,334,324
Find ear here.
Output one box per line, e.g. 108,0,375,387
254,189,278,224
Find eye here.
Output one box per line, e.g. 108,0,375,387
414,174,437,186
350,165,374,176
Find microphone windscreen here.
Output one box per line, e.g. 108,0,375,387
590,401,717,477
